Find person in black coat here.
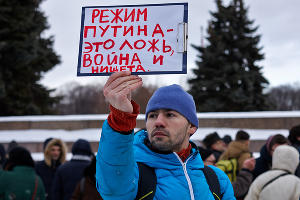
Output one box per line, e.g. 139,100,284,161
202,132,227,161
0,144,6,169
288,124,300,178
35,138,67,200
51,139,93,200
252,134,287,180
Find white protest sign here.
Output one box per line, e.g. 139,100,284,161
77,3,188,76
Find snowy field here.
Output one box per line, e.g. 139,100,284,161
1,111,297,160
0,127,289,143
0,127,288,160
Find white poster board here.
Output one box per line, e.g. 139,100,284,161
77,3,188,76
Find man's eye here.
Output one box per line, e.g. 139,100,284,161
148,113,157,118
166,113,175,117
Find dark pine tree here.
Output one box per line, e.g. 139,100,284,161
0,0,60,115
189,0,269,112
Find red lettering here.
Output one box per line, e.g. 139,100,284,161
99,25,110,37
94,54,103,65
100,66,108,72
109,66,119,72
83,42,93,53
162,40,171,53
84,26,96,38
119,39,133,50
137,8,147,21
120,66,126,71
92,66,99,73
153,55,164,65
123,26,134,36
100,9,109,23
136,65,146,72
92,9,100,23
111,9,124,23
92,42,103,52
152,24,164,37
107,52,117,65
127,65,135,72
103,39,115,50
148,39,159,52
119,54,129,65
111,25,122,37
137,25,147,36
131,53,141,65
124,8,135,22
83,54,92,67
134,40,146,49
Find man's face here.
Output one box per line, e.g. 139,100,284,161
146,109,196,152
204,154,216,166
49,145,61,161
211,140,227,152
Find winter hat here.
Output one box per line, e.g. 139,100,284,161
72,139,93,156
145,84,198,128
202,132,221,149
7,146,35,169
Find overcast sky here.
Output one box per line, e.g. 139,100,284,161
40,0,300,90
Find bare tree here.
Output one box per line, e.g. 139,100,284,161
267,83,300,110
54,82,157,114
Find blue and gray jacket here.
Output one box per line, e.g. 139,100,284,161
96,120,235,200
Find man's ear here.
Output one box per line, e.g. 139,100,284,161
188,124,197,136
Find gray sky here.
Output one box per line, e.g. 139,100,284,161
40,0,300,90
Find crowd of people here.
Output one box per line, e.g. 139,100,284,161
0,127,299,200
0,138,101,200
1,71,300,200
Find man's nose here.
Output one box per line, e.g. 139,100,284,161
154,113,166,127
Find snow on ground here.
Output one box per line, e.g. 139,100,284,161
1,112,293,160
0,110,300,122
0,127,289,143
0,127,288,160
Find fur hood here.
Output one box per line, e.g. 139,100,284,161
44,138,67,167
272,145,299,173
219,140,251,170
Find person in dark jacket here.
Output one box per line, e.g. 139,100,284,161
252,134,288,180
288,124,300,177
0,146,45,200
71,156,103,200
0,143,6,169
35,138,67,200
52,139,93,200
202,132,227,161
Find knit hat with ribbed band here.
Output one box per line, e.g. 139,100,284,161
145,84,198,128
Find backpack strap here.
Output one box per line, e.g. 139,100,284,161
202,166,222,200
261,172,290,191
135,162,157,200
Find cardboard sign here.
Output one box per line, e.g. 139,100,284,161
77,3,188,76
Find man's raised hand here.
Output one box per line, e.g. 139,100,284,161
103,71,142,113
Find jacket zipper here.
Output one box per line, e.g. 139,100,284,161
174,153,195,200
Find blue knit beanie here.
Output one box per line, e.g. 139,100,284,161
146,84,198,128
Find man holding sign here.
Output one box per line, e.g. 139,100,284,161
96,71,235,200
